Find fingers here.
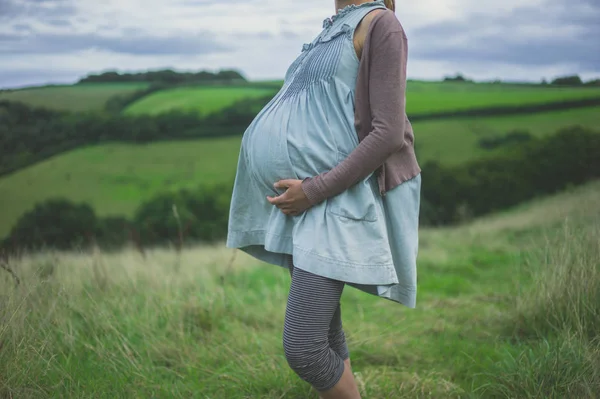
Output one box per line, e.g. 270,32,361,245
266,194,288,205
266,196,299,215
266,187,303,216
281,208,300,216
273,179,299,189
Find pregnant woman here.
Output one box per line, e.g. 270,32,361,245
226,0,421,397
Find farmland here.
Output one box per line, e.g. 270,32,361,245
1,105,599,238
123,86,278,116
2,180,599,397
120,80,600,116
403,80,600,115
1,74,600,397
3,80,600,117
0,83,148,112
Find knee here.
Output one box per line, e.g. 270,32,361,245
282,335,344,391
282,335,320,373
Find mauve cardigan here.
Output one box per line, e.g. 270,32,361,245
301,9,421,205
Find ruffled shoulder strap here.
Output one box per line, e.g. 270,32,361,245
302,0,387,52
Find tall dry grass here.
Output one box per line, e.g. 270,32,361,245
1,183,599,398
513,221,600,340
477,220,600,398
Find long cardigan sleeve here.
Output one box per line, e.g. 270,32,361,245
301,11,408,206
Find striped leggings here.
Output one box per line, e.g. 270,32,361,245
283,254,349,392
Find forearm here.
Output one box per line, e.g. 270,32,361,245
301,126,405,205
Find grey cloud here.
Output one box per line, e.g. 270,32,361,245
44,18,71,26
0,68,78,88
229,31,275,40
410,0,600,70
281,30,300,39
175,0,258,5
12,23,32,32
0,0,76,20
0,31,231,56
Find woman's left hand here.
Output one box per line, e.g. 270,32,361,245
266,179,312,216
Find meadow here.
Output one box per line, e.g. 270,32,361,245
402,81,600,115
3,80,600,117
2,76,600,397
123,86,278,116
1,105,599,238
0,83,148,112
1,180,599,398
121,80,600,116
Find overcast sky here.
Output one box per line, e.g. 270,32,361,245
1,0,599,88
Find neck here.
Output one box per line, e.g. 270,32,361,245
334,0,372,14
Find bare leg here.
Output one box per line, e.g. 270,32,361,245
317,359,361,399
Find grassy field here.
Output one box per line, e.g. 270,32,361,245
415,105,600,165
0,83,149,112
123,86,277,116
122,81,600,116
403,81,600,115
1,105,599,238
3,81,600,117
1,180,599,398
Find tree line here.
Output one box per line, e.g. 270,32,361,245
0,96,274,177
78,69,246,84
444,73,600,86
2,125,598,255
4,91,600,178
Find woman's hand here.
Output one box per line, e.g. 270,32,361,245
266,179,312,216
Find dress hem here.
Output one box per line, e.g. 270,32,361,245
226,229,399,286
227,231,417,308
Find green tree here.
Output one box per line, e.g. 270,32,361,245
8,199,98,250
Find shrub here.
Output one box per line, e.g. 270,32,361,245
443,73,473,82
133,181,233,246
421,126,600,225
478,129,533,150
551,75,583,86
7,198,98,250
79,68,246,84
95,216,131,250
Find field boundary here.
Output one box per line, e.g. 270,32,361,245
410,96,600,121
2,96,600,178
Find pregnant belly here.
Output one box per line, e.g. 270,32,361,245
244,108,299,192
244,99,350,190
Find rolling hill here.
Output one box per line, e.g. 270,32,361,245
1,105,598,238
123,86,279,116
122,81,600,116
3,80,600,117
0,83,149,112
2,178,599,397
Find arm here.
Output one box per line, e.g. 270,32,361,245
301,17,408,206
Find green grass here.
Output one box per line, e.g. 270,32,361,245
123,81,600,116
1,180,599,398
415,105,600,165
3,81,599,116
0,83,149,112
404,81,600,115
0,137,241,237
123,86,277,116
1,106,599,238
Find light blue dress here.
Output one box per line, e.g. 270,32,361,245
226,0,421,308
